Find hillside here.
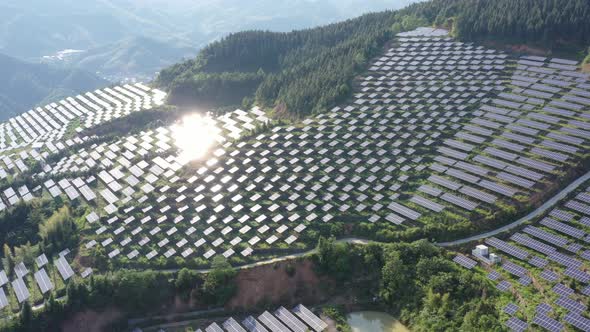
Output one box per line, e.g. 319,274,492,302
0,53,108,120
1,1,590,332
156,0,590,117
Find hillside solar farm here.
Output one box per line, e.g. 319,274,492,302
0,25,589,331
453,178,590,331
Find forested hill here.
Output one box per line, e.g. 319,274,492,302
156,0,590,117
0,53,107,121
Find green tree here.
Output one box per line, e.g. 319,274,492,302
2,244,14,276
201,257,237,305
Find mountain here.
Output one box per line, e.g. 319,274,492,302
157,0,590,117
0,0,422,58
0,53,108,120
51,36,197,82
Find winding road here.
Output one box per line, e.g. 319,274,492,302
437,169,590,247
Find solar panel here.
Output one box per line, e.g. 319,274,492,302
0,288,8,309
205,322,224,332
487,270,501,281
540,269,559,282
453,255,477,269
533,314,563,332
522,226,568,248
505,317,527,332
555,296,587,313
564,312,590,332
223,317,247,332
55,256,75,281
292,304,328,332
504,303,519,316
540,217,585,239
34,268,54,294
496,280,511,292
274,306,308,332
564,267,590,283
536,303,553,315
258,311,290,332
502,260,528,277
242,316,270,332
485,237,529,260
11,278,30,303
552,283,574,297
510,233,556,256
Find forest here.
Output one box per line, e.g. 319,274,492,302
0,239,502,332
156,0,590,118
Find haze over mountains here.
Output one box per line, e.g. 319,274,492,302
0,0,420,118
0,54,107,121
1,0,420,75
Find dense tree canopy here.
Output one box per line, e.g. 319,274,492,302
156,0,590,118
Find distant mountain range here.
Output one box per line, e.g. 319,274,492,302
0,0,420,81
44,36,197,82
0,53,107,120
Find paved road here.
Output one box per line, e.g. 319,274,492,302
437,170,590,247
157,237,370,274
153,169,590,272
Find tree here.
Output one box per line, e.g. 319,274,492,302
2,244,14,276
201,257,237,305
38,206,78,255
19,301,33,331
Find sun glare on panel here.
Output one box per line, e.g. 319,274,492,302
171,113,218,163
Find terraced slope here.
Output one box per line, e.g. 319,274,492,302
0,28,589,313
453,179,590,331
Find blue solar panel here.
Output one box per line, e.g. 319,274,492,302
522,226,567,248
505,317,528,332
502,260,529,277
552,283,574,297
564,267,590,283
504,303,519,316
536,303,553,315
564,312,590,332
487,270,501,281
529,256,548,268
453,255,477,269
582,285,590,296
518,276,532,286
497,280,512,292
540,269,559,282
548,252,583,269
510,233,555,256
485,237,529,260
555,296,587,313
533,314,564,332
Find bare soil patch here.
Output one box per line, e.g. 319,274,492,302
61,307,123,332
227,259,332,310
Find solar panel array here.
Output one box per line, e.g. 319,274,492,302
194,304,326,332
472,181,590,332
0,252,76,308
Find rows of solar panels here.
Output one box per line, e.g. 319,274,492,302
420,52,590,219
0,250,80,311
0,27,588,268
0,84,166,211
58,30,518,264
190,304,327,332
454,185,590,331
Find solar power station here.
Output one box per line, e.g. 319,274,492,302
454,183,590,331
0,26,587,329
192,304,327,332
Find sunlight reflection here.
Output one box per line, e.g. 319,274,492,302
171,113,218,163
